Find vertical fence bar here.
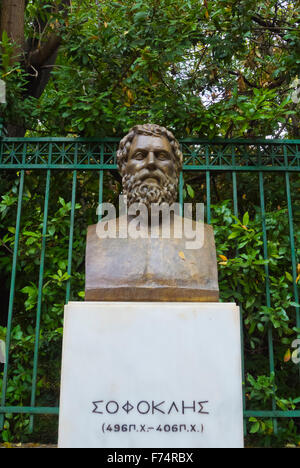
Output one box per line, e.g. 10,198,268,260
283,144,300,334
179,172,184,215
205,144,211,224
232,171,247,435
232,172,239,218
259,171,278,434
98,170,104,222
65,171,77,305
285,172,300,329
285,171,300,381
97,143,104,222
206,171,211,225
0,170,25,430
29,168,52,433
179,142,184,215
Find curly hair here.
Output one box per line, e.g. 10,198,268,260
116,124,183,176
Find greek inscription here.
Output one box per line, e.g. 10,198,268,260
152,400,165,414
137,401,151,414
92,399,209,415
106,401,119,414
101,423,205,434
122,401,134,414
198,401,209,414
168,402,179,414
92,401,103,414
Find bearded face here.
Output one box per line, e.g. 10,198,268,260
122,171,178,209
121,134,179,210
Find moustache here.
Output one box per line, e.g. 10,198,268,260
135,169,166,186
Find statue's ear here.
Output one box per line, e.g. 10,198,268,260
119,161,126,177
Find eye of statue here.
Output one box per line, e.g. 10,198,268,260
133,151,145,160
157,152,169,160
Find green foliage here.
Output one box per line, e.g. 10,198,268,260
0,170,299,445
214,204,297,339
0,171,96,442
210,187,300,447
1,0,299,137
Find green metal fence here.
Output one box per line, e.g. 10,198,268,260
0,131,299,438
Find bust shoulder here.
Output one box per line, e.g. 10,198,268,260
85,216,219,302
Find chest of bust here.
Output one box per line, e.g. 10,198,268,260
85,222,219,302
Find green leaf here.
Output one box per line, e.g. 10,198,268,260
228,231,240,240
285,272,293,283
250,422,260,434
257,323,264,332
242,212,249,226
133,11,148,22
48,226,55,236
186,184,195,199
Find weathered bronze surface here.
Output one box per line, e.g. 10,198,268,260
85,124,219,302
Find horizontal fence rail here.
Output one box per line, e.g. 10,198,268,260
0,135,299,439
0,138,299,171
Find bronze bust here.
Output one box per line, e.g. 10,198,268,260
85,124,219,302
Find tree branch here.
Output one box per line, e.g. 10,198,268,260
228,70,259,89
28,33,62,67
251,14,287,39
228,69,287,91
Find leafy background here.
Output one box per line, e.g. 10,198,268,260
1,0,299,138
0,0,300,447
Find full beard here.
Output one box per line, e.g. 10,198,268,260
122,170,178,210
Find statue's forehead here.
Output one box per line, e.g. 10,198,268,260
129,134,172,153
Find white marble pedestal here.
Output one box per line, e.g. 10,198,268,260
58,302,244,448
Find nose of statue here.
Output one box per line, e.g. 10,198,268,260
145,151,156,170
